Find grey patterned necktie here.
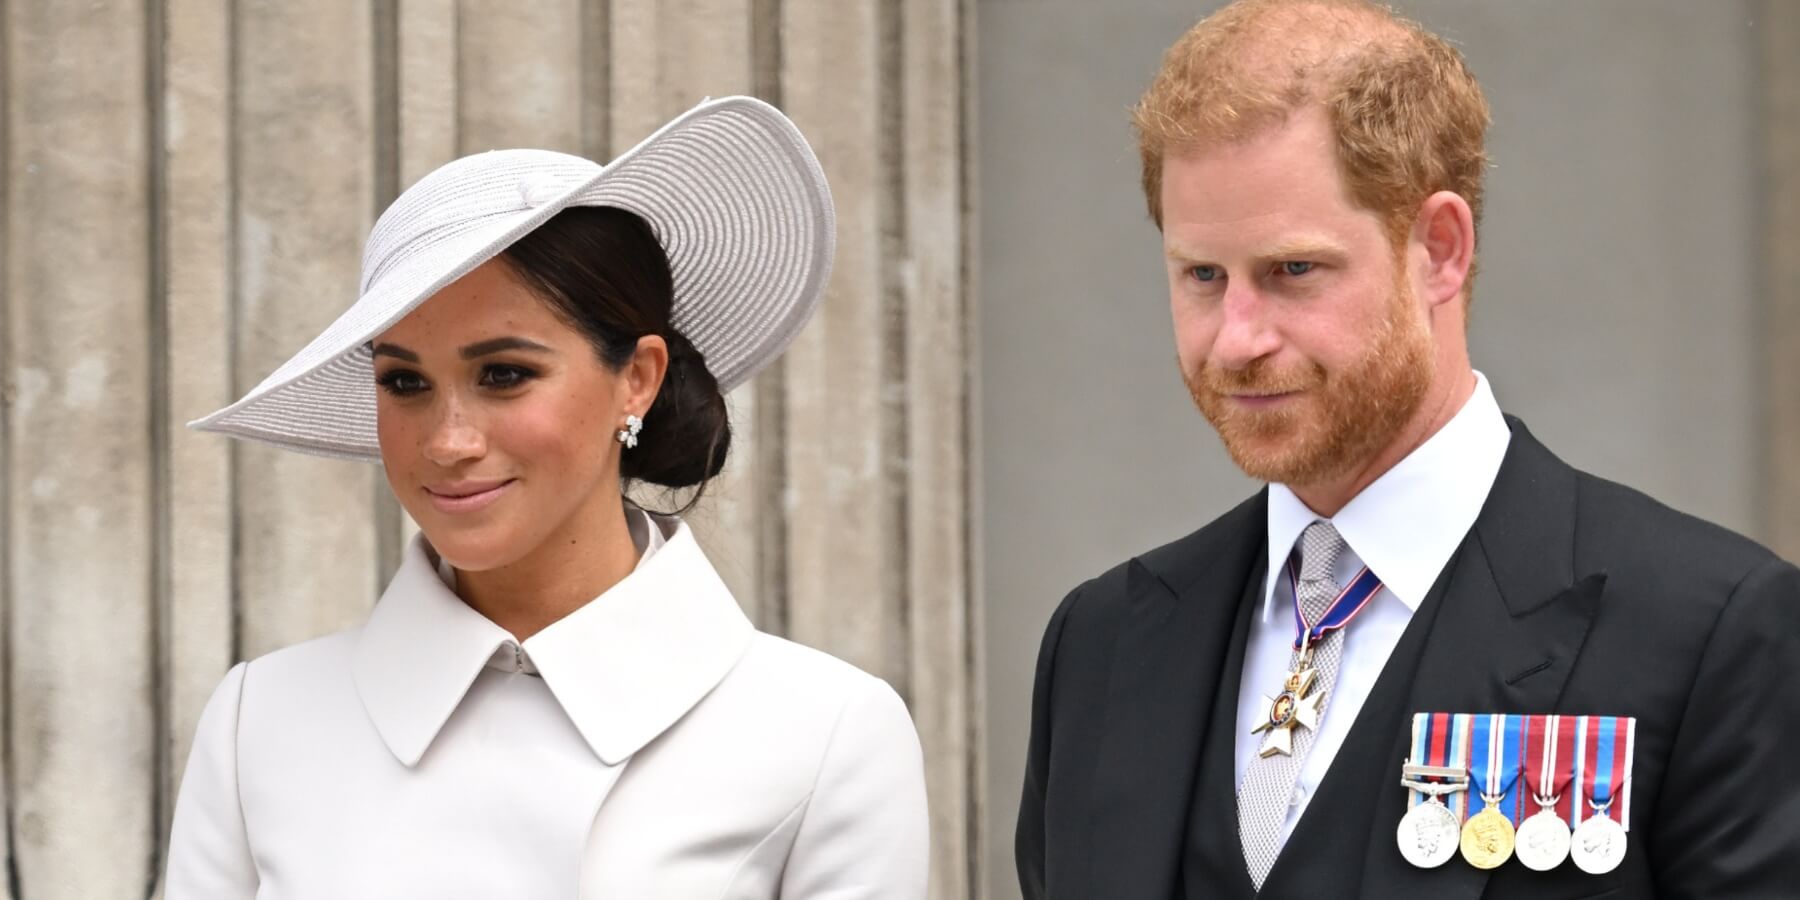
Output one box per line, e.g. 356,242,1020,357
1238,520,1351,889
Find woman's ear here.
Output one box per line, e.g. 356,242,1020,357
619,334,669,416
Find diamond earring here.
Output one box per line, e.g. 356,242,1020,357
617,414,643,449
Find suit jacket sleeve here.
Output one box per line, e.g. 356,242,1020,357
1016,585,1079,900
163,661,258,899
779,676,930,899
1651,556,1800,898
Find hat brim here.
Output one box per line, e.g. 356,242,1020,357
189,96,834,462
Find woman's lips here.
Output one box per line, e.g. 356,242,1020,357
424,479,515,514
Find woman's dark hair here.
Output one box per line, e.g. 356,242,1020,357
499,206,730,503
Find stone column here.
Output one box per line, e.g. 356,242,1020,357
5,1,155,895
1766,0,1800,561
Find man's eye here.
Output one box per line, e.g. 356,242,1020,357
1279,261,1314,277
480,364,536,389
377,370,427,396
1190,265,1221,283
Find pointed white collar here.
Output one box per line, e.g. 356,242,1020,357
352,514,754,767
1263,371,1511,618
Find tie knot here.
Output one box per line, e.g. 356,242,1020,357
1295,520,1346,587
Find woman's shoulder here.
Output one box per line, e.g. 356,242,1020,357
194,628,364,740
237,628,361,690
735,631,892,697
707,632,919,746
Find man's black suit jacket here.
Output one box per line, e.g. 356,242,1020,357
1016,420,1800,899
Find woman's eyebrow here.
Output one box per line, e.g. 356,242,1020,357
370,342,419,362
461,337,554,359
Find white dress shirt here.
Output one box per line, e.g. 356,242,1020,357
165,509,929,899
1233,372,1511,846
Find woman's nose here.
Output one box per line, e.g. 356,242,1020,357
422,407,486,467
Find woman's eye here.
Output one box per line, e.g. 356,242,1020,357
480,364,536,390
377,370,428,396
1190,265,1222,283
1279,261,1314,277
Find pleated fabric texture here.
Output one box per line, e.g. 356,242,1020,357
189,95,835,461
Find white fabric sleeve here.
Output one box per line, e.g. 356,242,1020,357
779,677,930,899
163,661,258,898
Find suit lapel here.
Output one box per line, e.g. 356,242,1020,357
1267,421,1607,899
1182,557,1265,898
1365,421,1606,899
1080,493,1266,898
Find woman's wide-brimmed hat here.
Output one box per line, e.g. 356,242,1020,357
189,96,833,461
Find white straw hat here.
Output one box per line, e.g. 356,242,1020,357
189,96,833,461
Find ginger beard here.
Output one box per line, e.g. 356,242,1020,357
1185,270,1434,487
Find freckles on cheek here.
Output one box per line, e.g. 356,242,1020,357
498,399,595,466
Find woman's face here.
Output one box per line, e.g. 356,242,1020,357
371,258,658,572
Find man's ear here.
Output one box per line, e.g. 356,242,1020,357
1413,191,1475,307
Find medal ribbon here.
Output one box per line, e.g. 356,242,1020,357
1285,560,1383,650
1579,715,1636,828
1522,714,1574,820
1451,713,1472,820
1556,715,1580,826
1410,711,1468,819
1467,713,1524,824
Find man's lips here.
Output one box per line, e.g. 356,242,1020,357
1224,390,1302,409
423,479,515,513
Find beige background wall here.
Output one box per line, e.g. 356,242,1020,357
0,1,977,897
977,1,1796,898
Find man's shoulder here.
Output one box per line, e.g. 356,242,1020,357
1057,490,1265,624
1570,465,1784,597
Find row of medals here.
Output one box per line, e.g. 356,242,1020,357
1396,764,1627,875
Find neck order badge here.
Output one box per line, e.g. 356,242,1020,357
1250,560,1382,757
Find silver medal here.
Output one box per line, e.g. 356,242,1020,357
1570,812,1627,875
1396,800,1461,868
1514,808,1572,871
1397,764,1469,869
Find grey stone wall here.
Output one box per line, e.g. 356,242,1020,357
0,1,978,897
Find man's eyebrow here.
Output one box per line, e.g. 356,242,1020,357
1163,237,1352,262
1259,238,1350,260
370,342,420,363
460,337,554,359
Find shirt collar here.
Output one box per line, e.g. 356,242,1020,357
1263,371,1511,620
353,511,754,767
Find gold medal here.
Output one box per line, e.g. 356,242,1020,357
1459,798,1516,869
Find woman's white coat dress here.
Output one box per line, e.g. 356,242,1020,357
164,511,930,898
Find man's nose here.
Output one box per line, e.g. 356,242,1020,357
1208,284,1281,370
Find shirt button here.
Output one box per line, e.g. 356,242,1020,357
1290,787,1307,807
